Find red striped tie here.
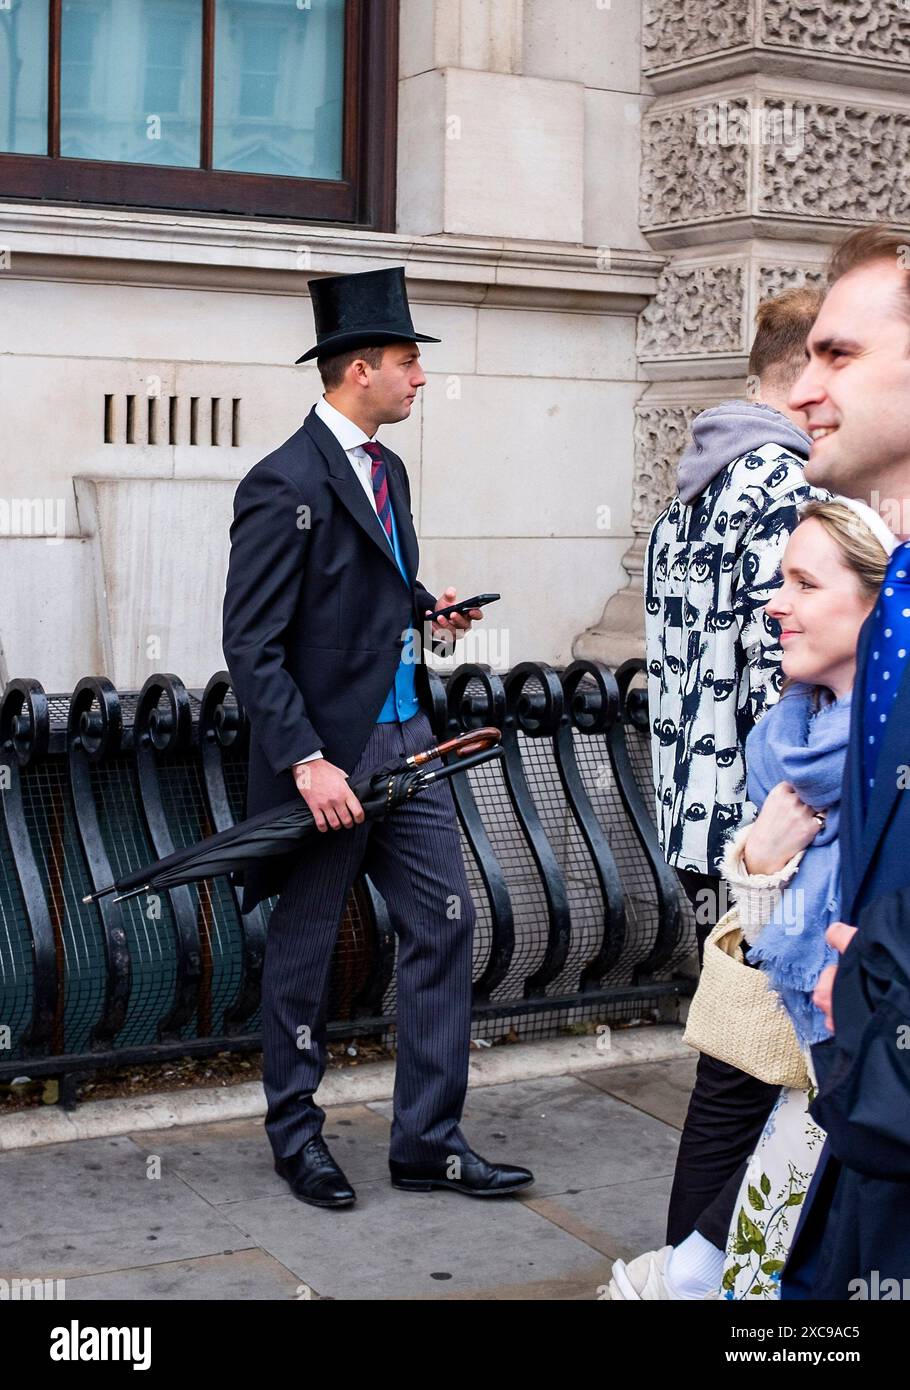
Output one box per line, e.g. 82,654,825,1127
362,441,393,544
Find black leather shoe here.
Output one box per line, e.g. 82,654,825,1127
274,1135,356,1208
390,1147,534,1197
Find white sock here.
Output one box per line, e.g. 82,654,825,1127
665,1231,725,1299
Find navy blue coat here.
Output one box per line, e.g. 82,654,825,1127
782,607,910,1299
221,406,437,914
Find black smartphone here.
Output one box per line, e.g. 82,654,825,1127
430,592,500,622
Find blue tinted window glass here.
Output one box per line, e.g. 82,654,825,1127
0,0,50,155
60,0,201,167
213,0,344,179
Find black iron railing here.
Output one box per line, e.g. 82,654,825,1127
0,659,696,1103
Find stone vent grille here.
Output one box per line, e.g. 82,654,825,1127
103,395,241,446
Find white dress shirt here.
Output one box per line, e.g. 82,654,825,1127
290,396,383,772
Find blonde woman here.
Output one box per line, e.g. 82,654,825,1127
609,497,894,1301
719,498,893,1298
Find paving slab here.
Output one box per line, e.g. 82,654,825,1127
528,1174,674,1266
403,1262,614,1300
59,1248,304,1301
221,1185,609,1301
370,1073,681,1198
0,1135,256,1279
581,1056,698,1130
125,1104,391,1205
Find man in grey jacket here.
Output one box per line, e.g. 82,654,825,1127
611,287,827,1300
647,288,827,921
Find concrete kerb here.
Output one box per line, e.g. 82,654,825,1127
0,1024,691,1153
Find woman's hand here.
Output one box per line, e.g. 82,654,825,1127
812,923,859,1033
742,781,825,877
813,963,838,1032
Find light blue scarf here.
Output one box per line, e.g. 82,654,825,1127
742,683,850,1047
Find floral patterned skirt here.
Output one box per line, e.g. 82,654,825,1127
721,1081,826,1300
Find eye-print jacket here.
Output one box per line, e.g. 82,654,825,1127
645,436,826,875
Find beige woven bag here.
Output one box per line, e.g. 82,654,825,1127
683,907,811,1090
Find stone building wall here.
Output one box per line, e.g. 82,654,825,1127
575,0,910,667
2,1,909,691
0,0,658,693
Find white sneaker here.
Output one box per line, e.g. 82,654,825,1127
607,1246,722,1300
607,1246,675,1300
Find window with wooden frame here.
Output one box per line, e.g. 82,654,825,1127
0,0,397,227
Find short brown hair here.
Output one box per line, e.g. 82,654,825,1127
317,344,386,391
748,285,825,383
827,224,910,326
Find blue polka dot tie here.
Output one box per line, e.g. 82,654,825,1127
863,540,910,806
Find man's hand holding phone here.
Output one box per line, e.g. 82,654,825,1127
292,758,365,832
426,587,493,637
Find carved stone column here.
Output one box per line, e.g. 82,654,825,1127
575,398,702,668
575,0,910,667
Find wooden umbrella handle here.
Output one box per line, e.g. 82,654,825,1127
409,726,501,765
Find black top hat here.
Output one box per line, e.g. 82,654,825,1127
295,266,440,363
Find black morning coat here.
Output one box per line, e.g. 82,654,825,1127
221,405,438,915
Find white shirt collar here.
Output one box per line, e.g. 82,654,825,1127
314,395,377,455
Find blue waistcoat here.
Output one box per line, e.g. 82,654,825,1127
374,492,420,723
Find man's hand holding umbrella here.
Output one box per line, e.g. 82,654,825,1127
84,728,502,904
293,758,366,834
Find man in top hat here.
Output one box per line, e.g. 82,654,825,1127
222,266,534,1207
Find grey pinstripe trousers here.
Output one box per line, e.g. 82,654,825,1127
261,710,476,1164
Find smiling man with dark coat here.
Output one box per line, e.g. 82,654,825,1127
222,267,533,1208
777,227,910,1300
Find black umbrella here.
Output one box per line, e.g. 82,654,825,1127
83,728,503,905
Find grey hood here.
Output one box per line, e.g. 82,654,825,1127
676,400,811,505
